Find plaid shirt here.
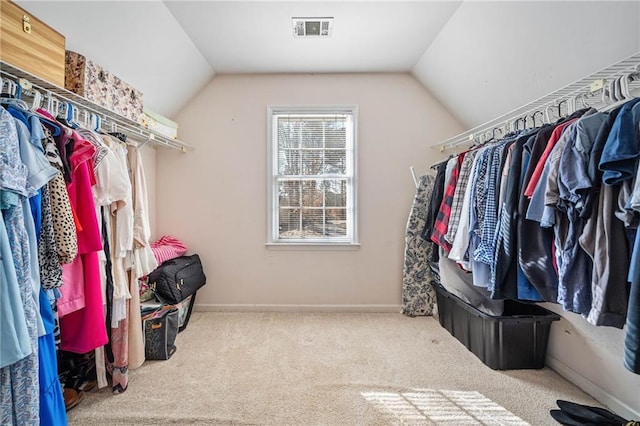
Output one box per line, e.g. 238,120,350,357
431,154,465,252
470,148,491,241
474,142,509,265
445,150,478,244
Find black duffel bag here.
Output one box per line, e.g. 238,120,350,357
148,254,206,304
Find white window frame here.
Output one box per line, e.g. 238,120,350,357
266,105,359,249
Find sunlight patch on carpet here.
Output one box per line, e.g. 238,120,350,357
361,389,530,425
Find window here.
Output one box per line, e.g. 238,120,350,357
267,106,358,246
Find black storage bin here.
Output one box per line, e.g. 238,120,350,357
432,283,560,370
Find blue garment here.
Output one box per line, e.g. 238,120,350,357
14,117,53,338
30,191,42,240
13,118,57,197
26,113,46,144
526,154,554,225
599,98,640,185
518,124,557,302
527,123,577,228
6,105,28,128
468,147,491,287
525,123,585,309
515,146,542,301
556,206,592,316
475,142,509,267
625,228,640,373
22,196,45,338
0,200,41,426
555,114,607,317
491,131,539,300
559,112,607,211
0,110,28,196
38,289,67,426
583,108,623,219
0,107,40,425
0,108,32,368
517,266,541,300
0,206,31,368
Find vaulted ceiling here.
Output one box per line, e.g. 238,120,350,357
14,1,640,131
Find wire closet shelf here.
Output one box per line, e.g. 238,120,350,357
432,52,640,152
0,61,191,152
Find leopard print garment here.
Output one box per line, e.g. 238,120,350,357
42,131,78,264
38,183,63,290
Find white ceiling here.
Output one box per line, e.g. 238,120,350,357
412,1,640,128
163,1,461,73
13,1,640,130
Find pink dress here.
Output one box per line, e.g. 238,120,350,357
58,137,108,353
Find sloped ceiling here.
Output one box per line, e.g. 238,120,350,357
412,1,640,128
14,0,214,118
13,1,640,130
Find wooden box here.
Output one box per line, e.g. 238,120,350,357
65,50,144,123
0,0,66,87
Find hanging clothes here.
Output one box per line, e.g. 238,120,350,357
90,131,132,394
0,71,170,416
0,106,45,425
492,130,540,300
431,154,465,253
423,95,640,374
126,145,158,370
58,135,108,354
402,174,438,316
421,161,447,263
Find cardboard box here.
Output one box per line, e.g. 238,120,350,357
65,50,143,123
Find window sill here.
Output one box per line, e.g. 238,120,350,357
265,243,361,251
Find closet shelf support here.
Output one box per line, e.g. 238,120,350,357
432,52,640,151
0,61,192,152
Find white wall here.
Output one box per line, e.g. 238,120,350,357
139,146,157,240
413,1,640,128
156,73,462,309
543,304,640,418
156,72,640,417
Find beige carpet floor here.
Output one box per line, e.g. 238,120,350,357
67,312,601,425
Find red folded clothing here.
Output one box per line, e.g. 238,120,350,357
150,236,187,265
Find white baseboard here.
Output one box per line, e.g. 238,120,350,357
195,304,402,313
546,354,640,420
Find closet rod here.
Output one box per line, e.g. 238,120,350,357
432,51,640,152
0,61,191,152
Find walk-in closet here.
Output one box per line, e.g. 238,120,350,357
1,1,639,424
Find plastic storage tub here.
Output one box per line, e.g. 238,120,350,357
433,283,560,370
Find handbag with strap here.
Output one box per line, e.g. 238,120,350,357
142,306,179,360
148,254,206,305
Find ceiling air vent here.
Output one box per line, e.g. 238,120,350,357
292,17,333,37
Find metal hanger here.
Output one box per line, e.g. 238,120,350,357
534,110,545,126
409,166,418,189
576,92,590,110
544,103,556,123
557,99,569,118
